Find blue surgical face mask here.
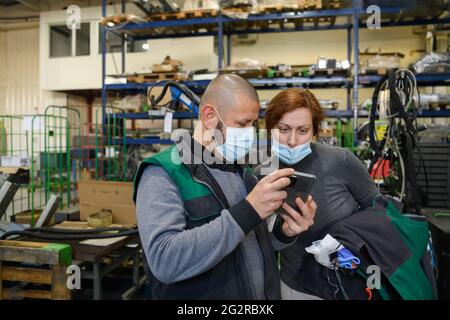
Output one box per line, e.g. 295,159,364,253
271,138,312,165
213,110,255,162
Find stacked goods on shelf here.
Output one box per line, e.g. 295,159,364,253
128,0,342,23
126,56,189,83
258,0,326,12
148,8,219,21
268,64,309,78
359,50,404,75
113,94,147,112
413,52,450,74
183,0,220,11
309,57,351,76
100,13,146,26
132,0,180,16
419,94,450,110
319,99,340,110
221,58,268,78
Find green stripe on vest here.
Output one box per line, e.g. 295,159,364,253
134,145,212,202
134,146,225,221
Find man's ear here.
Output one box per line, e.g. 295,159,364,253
201,104,218,130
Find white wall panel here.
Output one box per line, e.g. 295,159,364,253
0,27,67,116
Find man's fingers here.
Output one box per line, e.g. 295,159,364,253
270,177,291,191
264,168,295,183
272,191,288,202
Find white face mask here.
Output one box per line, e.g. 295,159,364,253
213,110,255,163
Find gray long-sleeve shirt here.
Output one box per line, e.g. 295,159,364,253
255,143,381,292
136,164,292,299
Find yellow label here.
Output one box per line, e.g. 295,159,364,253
375,121,388,141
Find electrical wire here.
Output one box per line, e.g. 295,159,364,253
334,267,350,300
368,69,428,212
0,228,138,241
22,226,135,234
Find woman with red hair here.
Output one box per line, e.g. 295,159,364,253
255,88,380,300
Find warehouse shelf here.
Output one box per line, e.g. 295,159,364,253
112,111,195,120
106,73,450,93
360,74,450,87
113,108,450,147
109,9,450,41
115,137,173,145
111,108,450,123
101,0,450,145
105,76,350,92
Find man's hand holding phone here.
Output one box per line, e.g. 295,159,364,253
246,168,317,237
246,168,294,220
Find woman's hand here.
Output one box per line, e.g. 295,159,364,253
279,196,317,237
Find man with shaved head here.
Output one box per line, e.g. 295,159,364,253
134,74,316,299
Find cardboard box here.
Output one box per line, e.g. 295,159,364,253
78,180,136,225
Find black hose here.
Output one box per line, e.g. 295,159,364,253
0,229,138,241
24,226,134,234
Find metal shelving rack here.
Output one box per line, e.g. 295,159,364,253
101,0,450,145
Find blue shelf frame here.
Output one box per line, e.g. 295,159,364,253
105,74,450,91
101,0,450,145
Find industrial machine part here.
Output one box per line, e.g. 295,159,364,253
35,194,60,228
368,68,428,214
0,193,60,238
147,81,200,116
0,180,19,220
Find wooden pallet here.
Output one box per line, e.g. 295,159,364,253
100,13,146,26
128,73,176,83
0,240,72,300
149,9,218,21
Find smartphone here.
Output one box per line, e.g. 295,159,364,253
285,171,316,211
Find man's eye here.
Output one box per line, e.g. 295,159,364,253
280,128,288,133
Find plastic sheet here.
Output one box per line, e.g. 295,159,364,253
183,0,219,11
413,52,450,74
225,58,267,70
